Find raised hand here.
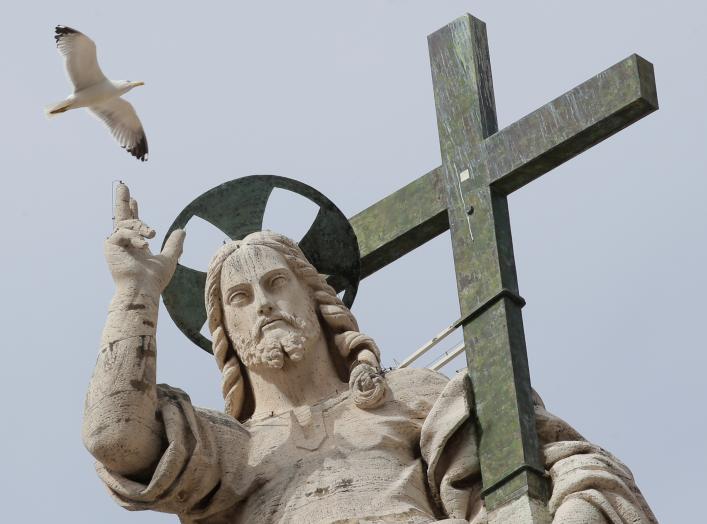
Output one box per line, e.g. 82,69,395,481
88,183,181,476
105,183,185,298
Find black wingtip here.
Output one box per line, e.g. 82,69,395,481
54,25,78,44
126,135,149,162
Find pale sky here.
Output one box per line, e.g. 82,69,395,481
1,2,703,522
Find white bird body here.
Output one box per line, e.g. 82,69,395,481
48,26,148,161
55,80,132,109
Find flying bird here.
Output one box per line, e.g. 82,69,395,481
47,26,148,161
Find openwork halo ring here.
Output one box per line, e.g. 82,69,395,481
161,175,361,353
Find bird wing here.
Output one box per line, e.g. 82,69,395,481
54,26,107,90
89,98,148,161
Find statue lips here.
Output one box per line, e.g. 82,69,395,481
251,313,297,343
259,316,287,334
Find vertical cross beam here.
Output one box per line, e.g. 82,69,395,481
428,15,548,519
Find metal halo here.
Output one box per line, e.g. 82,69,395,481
161,175,361,353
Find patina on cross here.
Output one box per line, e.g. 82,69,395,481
350,14,657,518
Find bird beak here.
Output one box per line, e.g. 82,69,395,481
131,81,145,87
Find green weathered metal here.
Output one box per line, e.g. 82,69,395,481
350,55,657,279
422,14,658,514
162,175,361,353
349,166,448,279
481,54,657,195
428,14,548,511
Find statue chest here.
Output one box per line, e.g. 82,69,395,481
237,393,437,523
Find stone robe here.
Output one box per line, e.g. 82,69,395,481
95,345,656,523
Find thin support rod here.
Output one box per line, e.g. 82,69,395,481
428,341,465,371
398,288,525,369
398,321,459,368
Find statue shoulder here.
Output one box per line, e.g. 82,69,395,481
384,367,449,418
156,383,249,437
196,406,249,435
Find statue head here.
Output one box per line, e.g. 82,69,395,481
205,231,386,421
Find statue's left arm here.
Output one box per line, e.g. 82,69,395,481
420,373,657,523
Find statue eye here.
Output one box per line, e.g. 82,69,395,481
270,274,287,288
227,289,250,305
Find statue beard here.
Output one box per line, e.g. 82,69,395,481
231,309,319,370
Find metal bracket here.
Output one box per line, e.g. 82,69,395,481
455,288,526,329
480,463,548,499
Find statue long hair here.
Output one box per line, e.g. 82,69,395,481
205,231,386,421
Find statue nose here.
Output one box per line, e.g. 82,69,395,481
258,303,274,316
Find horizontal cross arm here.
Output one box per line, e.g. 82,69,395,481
350,166,448,278
481,54,658,195
349,55,656,280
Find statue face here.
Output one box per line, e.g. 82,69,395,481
220,245,321,370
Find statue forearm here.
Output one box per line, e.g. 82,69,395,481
82,290,165,478
101,289,160,342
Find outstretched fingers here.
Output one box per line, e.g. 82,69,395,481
109,185,185,274
129,198,139,220
113,183,155,239
160,229,186,263
114,183,133,223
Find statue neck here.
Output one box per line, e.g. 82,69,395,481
247,334,347,419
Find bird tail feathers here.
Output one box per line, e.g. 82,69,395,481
44,99,73,118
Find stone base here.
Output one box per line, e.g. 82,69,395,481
487,494,552,524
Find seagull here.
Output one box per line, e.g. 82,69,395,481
47,26,148,161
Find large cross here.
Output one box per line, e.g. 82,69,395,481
349,14,657,520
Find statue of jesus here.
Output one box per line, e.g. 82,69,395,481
83,184,657,523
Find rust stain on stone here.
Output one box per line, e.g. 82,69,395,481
305,486,330,497
130,379,150,392
126,303,146,311
89,424,108,438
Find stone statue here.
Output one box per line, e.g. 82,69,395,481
83,184,657,523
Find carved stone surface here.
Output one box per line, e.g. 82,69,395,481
82,184,657,523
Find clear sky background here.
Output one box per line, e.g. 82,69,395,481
0,1,703,522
